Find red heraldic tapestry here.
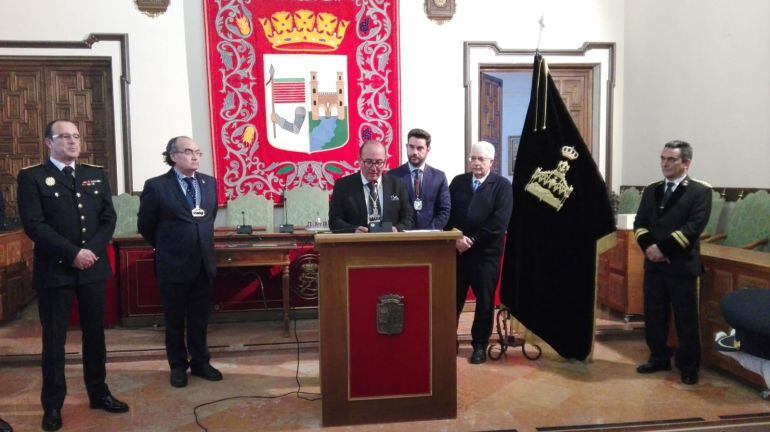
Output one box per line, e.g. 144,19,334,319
203,0,402,205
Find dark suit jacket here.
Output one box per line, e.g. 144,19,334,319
389,163,451,230
446,172,513,259
17,160,116,288
138,168,218,283
328,172,414,233
634,176,711,276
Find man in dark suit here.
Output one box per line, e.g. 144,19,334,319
138,136,222,388
634,140,711,385
0,417,11,432
447,141,513,364
388,128,451,230
329,140,413,233
17,119,129,431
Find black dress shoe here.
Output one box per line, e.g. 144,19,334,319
470,346,486,364
41,409,62,431
0,416,13,432
191,363,223,381
89,394,129,413
170,368,188,388
681,372,699,385
636,361,671,374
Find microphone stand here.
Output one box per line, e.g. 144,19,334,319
236,210,253,234
279,186,294,233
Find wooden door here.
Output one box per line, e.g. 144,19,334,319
479,73,502,174
0,58,116,220
551,68,593,152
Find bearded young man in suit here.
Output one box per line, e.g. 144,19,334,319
634,140,711,385
17,119,129,431
138,136,222,388
329,140,413,233
388,128,451,230
446,141,513,365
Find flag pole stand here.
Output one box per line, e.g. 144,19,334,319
487,307,542,361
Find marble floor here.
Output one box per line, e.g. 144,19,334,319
1,304,769,432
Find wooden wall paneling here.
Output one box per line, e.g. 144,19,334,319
478,73,502,174
550,68,593,152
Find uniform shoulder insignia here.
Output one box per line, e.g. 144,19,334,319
20,163,43,170
646,180,663,188
80,163,105,169
689,178,712,188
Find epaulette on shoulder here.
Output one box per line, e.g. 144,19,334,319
689,178,712,188
20,163,42,170
80,163,105,169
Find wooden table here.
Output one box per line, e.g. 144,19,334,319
214,240,298,336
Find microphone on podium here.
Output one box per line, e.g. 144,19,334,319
236,210,253,234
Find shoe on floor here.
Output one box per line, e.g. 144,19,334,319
41,409,62,431
170,367,188,388
191,363,223,381
89,394,129,413
470,346,486,364
636,361,671,374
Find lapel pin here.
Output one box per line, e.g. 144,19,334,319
45,177,55,186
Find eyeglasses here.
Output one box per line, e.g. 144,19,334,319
51,133,81,141
468,156,490,163
362,159,386,168
176,149,204,157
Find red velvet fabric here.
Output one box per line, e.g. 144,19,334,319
348,266,430,398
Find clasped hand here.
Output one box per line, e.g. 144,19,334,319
72,249,98,270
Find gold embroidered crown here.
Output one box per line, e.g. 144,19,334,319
259,10,349,52
524,146,579,211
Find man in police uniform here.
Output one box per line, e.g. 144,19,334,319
17,120,129,431
634,140,711,385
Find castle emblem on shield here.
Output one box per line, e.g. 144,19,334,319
259,10,351,154
264,55,349,153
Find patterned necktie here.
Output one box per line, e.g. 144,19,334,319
62,166,75,189
183,177,196,209
413,169,422,198
661,181,675,208
472,178,480,193
367,181,379,216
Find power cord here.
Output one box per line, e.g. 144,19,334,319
192,311,320,431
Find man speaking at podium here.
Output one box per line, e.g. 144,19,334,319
329,140,413,233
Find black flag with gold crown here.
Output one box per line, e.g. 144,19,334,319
500,54,615,360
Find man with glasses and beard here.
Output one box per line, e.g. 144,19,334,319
17,119,129,431
329,140,413,233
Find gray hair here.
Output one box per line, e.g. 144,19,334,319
663,140,693,162
472,141,496,159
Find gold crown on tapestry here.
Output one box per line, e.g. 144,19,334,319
561,145,579,161
259,10,350,52
523,146,579,211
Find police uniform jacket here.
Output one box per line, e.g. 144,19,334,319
633,176,711,276
17,161,116,288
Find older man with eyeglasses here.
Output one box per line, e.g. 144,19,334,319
17,119,129,431
138,136,222,389
329,140,413,233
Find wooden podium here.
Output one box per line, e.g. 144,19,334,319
315,231,460,426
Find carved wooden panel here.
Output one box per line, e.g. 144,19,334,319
479,73,502,174
550,68,593,153
0,59,115,219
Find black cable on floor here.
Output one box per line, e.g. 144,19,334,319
193,312,320,432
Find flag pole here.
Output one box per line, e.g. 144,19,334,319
535,15,545,55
